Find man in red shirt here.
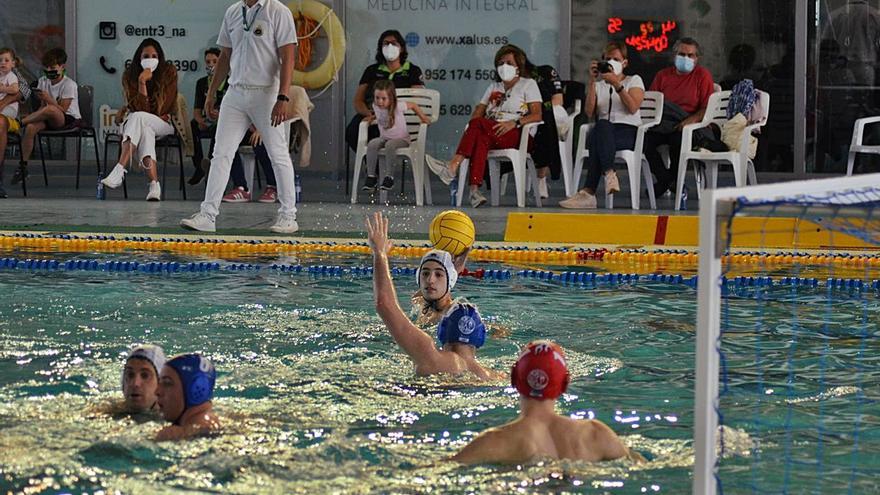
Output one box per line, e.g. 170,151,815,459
643,38,715,197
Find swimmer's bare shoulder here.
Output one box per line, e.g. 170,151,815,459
451,423,536,464
155,412,221,442
567,418,646,463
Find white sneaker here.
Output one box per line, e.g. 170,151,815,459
269,214,299,234
537,177,549,199
180,212,216,232
469,188,488,208
426,155,456,185
558,190,598,209
101,164,127,189
146,181,161,201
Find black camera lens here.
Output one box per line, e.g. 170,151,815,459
597,61,613,74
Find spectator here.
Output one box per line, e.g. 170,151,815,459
560,41,644,209
0,47,22,198
719,44,763,90
345,30,424,153
188,47,224,185
643,37,715,198
101,38,179,201
13,48,82,187
221,126,279,203
426,44,542,208
361,80,430,192
523,55,565,199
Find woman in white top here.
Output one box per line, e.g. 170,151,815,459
560,42,644,209
427,44,542,208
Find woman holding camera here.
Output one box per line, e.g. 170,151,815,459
560,42,644,209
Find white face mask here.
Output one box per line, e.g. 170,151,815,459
496,63,518,82
382,45,401,62
607,59,623,75
140,58,159,72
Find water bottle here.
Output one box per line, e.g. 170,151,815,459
679,184,688,210
449,176,458,206
96,175,105,200
294,173,301,204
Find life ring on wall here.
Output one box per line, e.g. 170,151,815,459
288,0,346,89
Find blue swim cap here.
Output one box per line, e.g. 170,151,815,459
166,354,216,409
436,302,486,348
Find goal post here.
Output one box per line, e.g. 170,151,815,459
693,173,880,495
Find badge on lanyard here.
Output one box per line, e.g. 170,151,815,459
242,3,262,32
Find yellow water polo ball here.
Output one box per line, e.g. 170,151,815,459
429,210,475,256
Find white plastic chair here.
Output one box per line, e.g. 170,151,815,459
350,88,440,205
558,99,582,197
846,116,880,175
570,91,664,210
674,90,770,211
455,121,543,208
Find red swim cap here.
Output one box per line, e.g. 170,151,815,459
511,340,570,400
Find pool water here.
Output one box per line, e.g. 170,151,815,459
0,251,878,494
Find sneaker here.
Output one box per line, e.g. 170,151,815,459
269,214,299,234
379,176,395,191
180,212,216,232
0,184,7,198
426,155,456,185
11,162,27,185
146,181,161,201
101,164,127,189
222,186,251,203
361,176,378,192
537,176,549,199
605,170,620,194
469,188,488,208
257,186,277,203
559,190,598,209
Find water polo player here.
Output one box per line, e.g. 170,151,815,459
121,344,166,415
155,353,221,441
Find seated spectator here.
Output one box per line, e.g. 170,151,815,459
0,47,22,198
452,340,644,464
643,37,715,198
361,80,430,192
101,38,178,201
13,48,82,186
155,353,220,441
346,30,424,153
222,126,279,203
523,56,565,199
189,47,223,185
560,42,644,209
426,44,542,208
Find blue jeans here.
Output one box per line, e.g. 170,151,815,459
583,120,637,191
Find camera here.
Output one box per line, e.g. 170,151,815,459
597,61,613,74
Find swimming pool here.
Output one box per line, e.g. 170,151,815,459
1,246,878,494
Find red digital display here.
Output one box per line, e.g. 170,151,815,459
607,18,678,53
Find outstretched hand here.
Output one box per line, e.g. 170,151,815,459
366,212,393,255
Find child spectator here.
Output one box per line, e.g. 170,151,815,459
0,47,22,198
12,47,82,186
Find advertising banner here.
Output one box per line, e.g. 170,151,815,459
344,0,562,156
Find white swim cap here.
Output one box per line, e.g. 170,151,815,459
416,249,458,295
121,344,166,388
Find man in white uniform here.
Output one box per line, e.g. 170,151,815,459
181,0,298,233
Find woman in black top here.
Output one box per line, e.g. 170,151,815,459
526,60,564,199
345,30,424,152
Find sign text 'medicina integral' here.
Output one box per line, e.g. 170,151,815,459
368,0,538,12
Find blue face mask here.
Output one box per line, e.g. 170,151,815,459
675,55,695,74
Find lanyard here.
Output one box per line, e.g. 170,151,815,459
242,3,262,32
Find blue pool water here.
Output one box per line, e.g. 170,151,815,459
0,250,878,494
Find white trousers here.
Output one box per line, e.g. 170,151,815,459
200,85,296,220
122,112,174,168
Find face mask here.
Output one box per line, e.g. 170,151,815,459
382,45,401,62
205,66,214,76
607,59,623,75
496,63,518,82
43,69,61,80
140,58,159,72
675,55,695,74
